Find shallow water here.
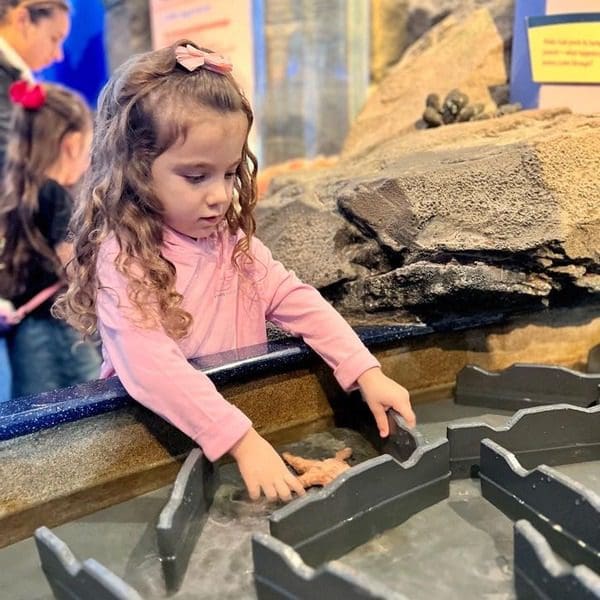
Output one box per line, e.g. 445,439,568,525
130,428,378,600
1,399,596,600
342,479,516,600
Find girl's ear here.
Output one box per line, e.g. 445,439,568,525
61,131,83,161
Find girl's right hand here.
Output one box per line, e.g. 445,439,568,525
229,428,306,502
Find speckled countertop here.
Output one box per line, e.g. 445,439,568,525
0,313,510,441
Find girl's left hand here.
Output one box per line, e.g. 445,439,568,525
357,367,416,436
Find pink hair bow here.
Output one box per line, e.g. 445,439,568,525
175,44,233,75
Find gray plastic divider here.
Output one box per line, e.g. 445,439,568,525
34,526,143,600
378,411,426,462
156,447,218,593
455,364,600,410
269,439,449,566
480,439,600,573
252,534,406,600
448,404,600,478
252,427,449,598
513,520,600,600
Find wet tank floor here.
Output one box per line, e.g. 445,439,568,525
1,399,597,600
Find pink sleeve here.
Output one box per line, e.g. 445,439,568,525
96,245,251,462
253,238,380,391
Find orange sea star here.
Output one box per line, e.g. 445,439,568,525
282,448,353,488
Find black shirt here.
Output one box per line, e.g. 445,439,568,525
11,179,72,318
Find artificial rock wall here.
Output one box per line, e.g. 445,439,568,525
257,5,599,325
350,8,509,155
370,0,514,82
257,108,600,324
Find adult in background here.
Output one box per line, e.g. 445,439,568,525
0,0,71,166
0,0,70,400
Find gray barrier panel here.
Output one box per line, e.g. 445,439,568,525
448,404,600,478
514,520,600,600
252,534,405,600
480,439,600,573
156,447,218,593
34,526,142,600
252,437,449,598
455,364,600,410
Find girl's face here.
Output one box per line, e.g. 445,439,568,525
151,107,248,239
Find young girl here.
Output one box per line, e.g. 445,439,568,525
58,41,416,502
0,81,100,397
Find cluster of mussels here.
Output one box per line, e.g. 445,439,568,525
422,89,522,127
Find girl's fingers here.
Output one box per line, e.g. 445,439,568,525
261,482,279,502
403,407,417,428
274,479,293,503
244,477,261,501
370,402,389,437
284,472,306,497
391,397,416,428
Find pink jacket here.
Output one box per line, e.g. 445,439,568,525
97,226,380,461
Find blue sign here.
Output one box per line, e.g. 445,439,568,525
39,0,108,109
509,0,546,108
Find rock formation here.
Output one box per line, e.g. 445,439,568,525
370,0,514,83
421,89,521,127
257,109,600,325
344,8,508,157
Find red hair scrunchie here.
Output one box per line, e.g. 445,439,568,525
9,80,47,110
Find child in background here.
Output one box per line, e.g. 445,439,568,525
0,297,9,400
58,41,416,502
0,81,100,397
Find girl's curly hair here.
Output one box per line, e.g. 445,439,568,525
55,40,258,340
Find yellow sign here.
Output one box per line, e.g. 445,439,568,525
527,15,600,83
